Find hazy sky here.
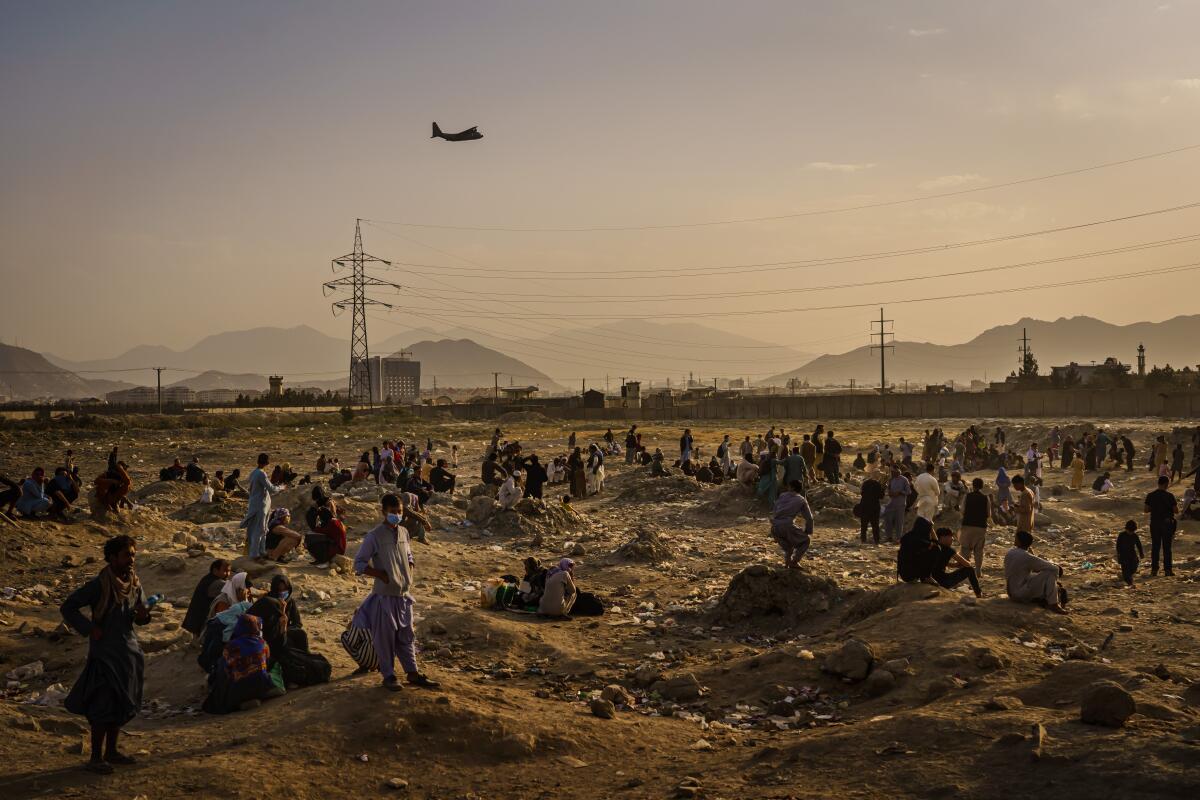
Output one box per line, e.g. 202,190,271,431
3,0,1199,379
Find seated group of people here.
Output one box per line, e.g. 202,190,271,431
183,561,332,714
498,557,603,618
3,465,81,522
259,486,350,567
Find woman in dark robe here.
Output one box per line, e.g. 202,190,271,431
567,447,587,499
60,535,150,774
246,575,331,688
181,559,232,637
202,613,278,714
1061,436,1075,469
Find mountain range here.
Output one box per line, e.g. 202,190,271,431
765,315,1200,388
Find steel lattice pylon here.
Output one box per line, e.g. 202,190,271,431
324,220,400,406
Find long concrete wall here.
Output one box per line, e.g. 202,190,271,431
409,389,1200,422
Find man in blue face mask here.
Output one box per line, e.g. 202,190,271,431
351,493,439,691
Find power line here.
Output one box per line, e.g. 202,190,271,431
363,199,1200,278
361,141,1200,232
387,233,1200,304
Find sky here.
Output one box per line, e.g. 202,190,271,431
3,0,1200,382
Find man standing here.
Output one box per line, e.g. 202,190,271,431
781,446,809,493
1121,434,1135,472
624,426,638,465
1144,475,1178,577
717,434,733,477
740,435,753,461
913,463,941,521
822,430,843,484
800,434,818,483
1012,475,1035,536
352,494,439,691
241,453,281,562
61,535,150,774
883,464,910,543
859,473,883,545
679,428,694,463
958,478,992,575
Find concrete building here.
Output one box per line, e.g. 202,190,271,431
105,386,156,405
1050,357,1131,387
500,385,539,401
196,389,240,405
268,375,283,400
620,381,642,408
367,354,421,404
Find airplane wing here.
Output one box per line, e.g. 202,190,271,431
465,126,478,132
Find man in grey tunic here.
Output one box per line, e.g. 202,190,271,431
240,452,280,561
1004,530,1067,614
771,480,815,568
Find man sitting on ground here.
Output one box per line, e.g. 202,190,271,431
160,459,186,482
1004,530,1067,614
735,453,759,488
930,526,982,597
429,459,456,494
185,457,207,483
482,452,508,487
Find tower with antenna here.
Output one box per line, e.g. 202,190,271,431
324,220,400,406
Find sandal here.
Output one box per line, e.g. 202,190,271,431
85,760,113,775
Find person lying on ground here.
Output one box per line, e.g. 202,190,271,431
182,559,232,637
264,507,303,563
246,574,330,689
1004,530,1067,614
539,558,577,618
771,480,814,569
159,459,185,482
930,527,982,597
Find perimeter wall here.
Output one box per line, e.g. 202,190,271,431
409,389,1200,422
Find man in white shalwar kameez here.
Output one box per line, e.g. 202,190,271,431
1004,530,1067,613
913,463,941,521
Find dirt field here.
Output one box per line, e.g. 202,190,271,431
0,412,1197,800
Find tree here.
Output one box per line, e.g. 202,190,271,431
1063,366,1082,387
1020,350,1039,378
1145,364,1176,389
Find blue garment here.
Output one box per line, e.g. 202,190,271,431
215,600,253,642
16,478,50,516
239,467,279,557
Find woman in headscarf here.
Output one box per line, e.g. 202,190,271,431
498,471,523,510
264,507,302,563
518,557,548,606
539,558,577,617
60,535,150,773
756,451,780,508
567,447,587,499
203,613,280,714
247,574,330,688
994,466,1012,511
1069,448,1086,490
208,571,252,619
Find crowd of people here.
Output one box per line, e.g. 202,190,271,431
38,421,1200,774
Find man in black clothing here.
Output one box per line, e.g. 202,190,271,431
858,475,883,544
931,527,982,597
1121,435,1135,472
1115,520,1144,588
182,559,231,636
523,455,548,499
481,452,508,486
823,431,843,484
184,457,207,483
1144,476,1178,576
897,517,937,583
429,459,457,494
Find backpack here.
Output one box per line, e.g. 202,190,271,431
339,624,377,672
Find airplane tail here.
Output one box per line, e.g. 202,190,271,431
431,122,443,139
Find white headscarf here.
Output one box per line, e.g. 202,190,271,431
217,571,248,609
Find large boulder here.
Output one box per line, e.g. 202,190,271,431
1080,680,1136,727
614,528,674,563
653,673,702,702
712,564,839,624
822,638,875,682
467,496,498,526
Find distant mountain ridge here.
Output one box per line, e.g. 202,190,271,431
765,315,1200,387
0,343,127,399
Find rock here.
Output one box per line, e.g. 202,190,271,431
985,695,1024,711
331,554,353,572
614,528,675,563
467,496,498,526
385,777,409,791
714,565,840,623
231,556,282,580
172,531,197,546
1066,644,1096,661
159,555,187,574
1080,680,1136,727
822,638,875,682
882,657,911,675
589,698,616,719
494,733,536,758
1137,701,1185,721
601,684,635,707
6,661,44,681
924,676,966,700
972,646,1007,671
427,620,448,636
633,665,663,688
863,669,896,697
468,483,498,499
568,542,587,557
658,673,702,702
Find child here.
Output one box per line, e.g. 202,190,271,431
1115,520,1144,588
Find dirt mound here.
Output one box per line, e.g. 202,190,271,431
170,497,243,524
696,482,760,517
616,474,707,504
841,581,942,625
132,481,204,510
806,482,859,524
487,498,587,540
497,411,553,424
712,564,840,624
612,527,674,562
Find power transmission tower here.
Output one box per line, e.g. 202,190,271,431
324,220,399,407
869,308,894,410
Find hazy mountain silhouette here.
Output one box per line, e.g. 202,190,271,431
764,315,1200,387
0,343,130,399
395,339,567,393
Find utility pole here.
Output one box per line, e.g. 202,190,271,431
493,372,500,405
869,307,894,411
154,367,164,414
605,374,610,394
1018,327,1030,373
324,219,398,407
433,376,437,393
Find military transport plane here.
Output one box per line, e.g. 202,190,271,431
432,122,483,141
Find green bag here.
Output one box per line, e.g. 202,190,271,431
268,662,286,693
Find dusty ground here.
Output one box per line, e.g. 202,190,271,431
0,411,1198,800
